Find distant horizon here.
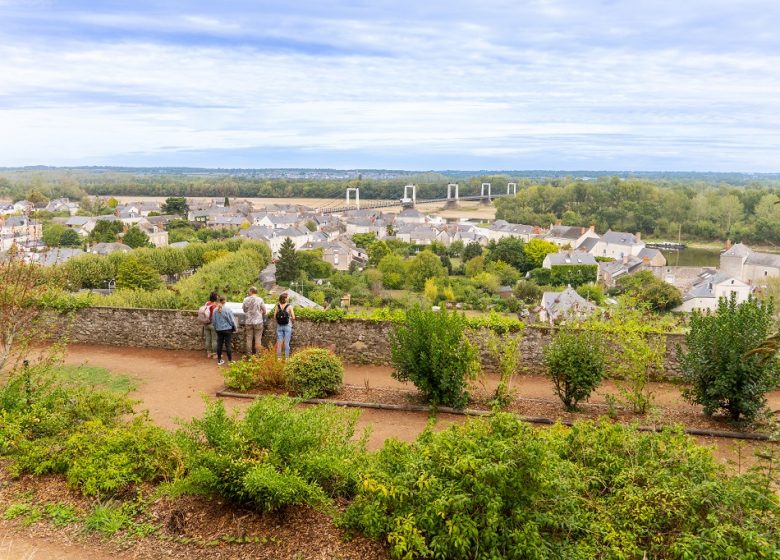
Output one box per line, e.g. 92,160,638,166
2,2,780,171
1,165,779,177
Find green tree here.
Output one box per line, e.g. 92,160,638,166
88,220,123,243
115,257,163,291
462,241,483,261
486,260,521,286
514,280,543,303
367,240,390,266
448,240,464,257
616,271,682,311
26,190,49,205
549,264,598,287
464,255,485,277
42,223,67,247
122,226,151,249
351,233,377,248
276,237,299,282
406,251,446,291
161,197,189,216
678,295,780,422
304,219,317,232
523,238,559,269
485,237,527,271
59,228,82,248
298,249,334,279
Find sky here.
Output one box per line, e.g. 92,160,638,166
0,0,779,171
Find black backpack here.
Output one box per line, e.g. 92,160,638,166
275,304,290,325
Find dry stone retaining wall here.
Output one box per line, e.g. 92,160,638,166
55,307,684,377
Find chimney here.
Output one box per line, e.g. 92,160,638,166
635,232,641,242
589,224,595,233
725,239,732,250
580,227,586,235
642,256,650,266
622,254,629,265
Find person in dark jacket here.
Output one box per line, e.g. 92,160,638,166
212,296,237,365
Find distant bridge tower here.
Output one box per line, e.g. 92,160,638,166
446,183,459,207
507,182,517,195
480,182,492,204
401,184,417,208
346,187,360,210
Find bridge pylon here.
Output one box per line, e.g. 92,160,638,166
346,187,360,210
445,183,459,207
507,182,517,195
401,184,417,208
480,182,492,204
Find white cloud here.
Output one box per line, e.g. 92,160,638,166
0,3,779,169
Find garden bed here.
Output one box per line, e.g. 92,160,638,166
217,382,778,441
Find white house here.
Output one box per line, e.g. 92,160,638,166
720,242,780,285
64,216,96,236
589,230,645,260
542,251,598,269
675,271,751,312
544,224,599,249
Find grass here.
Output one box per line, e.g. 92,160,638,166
50,365,139,393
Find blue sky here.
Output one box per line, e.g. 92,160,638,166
1,0,779,171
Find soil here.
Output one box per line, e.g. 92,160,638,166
1,343,776,558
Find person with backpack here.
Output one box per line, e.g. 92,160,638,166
274,292,295,359
198,292,218,358
212,296,237,365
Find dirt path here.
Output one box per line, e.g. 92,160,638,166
62,344,779,463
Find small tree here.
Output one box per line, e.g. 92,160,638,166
122,226,151,249
523,238,559,269
276,237,299,282
390,306,480,408
486,331,523,409
462,240,483,261
161,197,189,216
0,254,52,372
88,220,123,243
115,257,163,291
406,251,446,291
678,295,780,422
543,327,606,411
59,228,82,248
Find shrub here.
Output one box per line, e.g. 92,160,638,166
223,349,286,392
176,396,367,512
284,348,344,398
678,295,780,422
390,306,480,408
115,256,163,291
342,415,780,559
616,270,682,311
549,264,598,287
513,279,543,303
543,327,606,411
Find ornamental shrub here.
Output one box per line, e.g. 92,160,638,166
342,415,780,559
115,256,163,291
223,349,286,392
543,327,606,411
389,306,480,408
284,348,344,398
678,294,780,422
176,396,367,512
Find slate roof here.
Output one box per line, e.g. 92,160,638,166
721,242,751,258
682,272,748,301
546,251,597,266
541,286,596,321
601,230,640,245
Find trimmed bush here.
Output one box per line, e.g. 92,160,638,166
389,306,480,408
284,348,344,398
543,328,606,411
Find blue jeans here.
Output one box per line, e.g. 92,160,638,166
276,324,292,358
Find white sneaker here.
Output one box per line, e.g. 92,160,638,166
217,360,225,365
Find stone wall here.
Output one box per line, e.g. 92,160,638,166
55,307,684,377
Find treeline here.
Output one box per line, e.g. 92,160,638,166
4,171,780,242
494,177,780,243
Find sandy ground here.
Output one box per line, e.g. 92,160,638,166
60,344,778,462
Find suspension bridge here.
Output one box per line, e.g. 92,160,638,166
316,182,519,214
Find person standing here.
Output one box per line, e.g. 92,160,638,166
274,292,295,359
212,296,237,365
242,286,266,355
198,292,218,358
